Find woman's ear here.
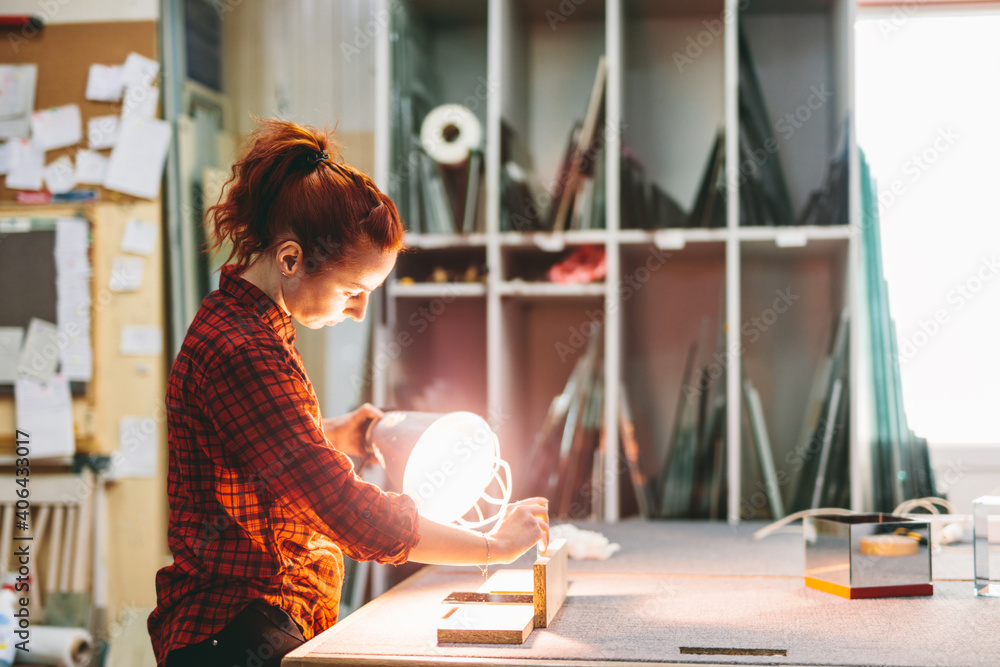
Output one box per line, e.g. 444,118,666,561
275,240,304,276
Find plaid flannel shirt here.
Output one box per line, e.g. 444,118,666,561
148,265,420,665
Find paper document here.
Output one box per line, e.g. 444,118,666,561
6,138,43,190
30,105,82,151
56,218,93,382
121,84,159,120
122,52,159,88
85,64,124,102
15,374,75,458
121,218,157,255
87,115,119,150
43,156,77,194
110,256,144,292
17,318,60,384
103,116,171,200
120,325,163,356
0,327,24,383
0,65,37,139
75,149,108,185
116,416,158,478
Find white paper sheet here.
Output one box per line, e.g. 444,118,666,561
85,64,124,102
17,318,59,384
55,218,93,382
0,327,24,383
6,138,43,190
43,155,77,194
87,114,118,150
0,65,37,140
103,116,171,200
121,52,159,88
30,105,82,152
0,141,12,175
120,326,163,356
74,149,108,185
15,374,75,458
120,218,157,255
116,416,157,478
109,256,144,292
120,84,159,120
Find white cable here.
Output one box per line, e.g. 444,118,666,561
751,507,857,541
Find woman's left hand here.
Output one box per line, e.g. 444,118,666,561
322,403,383,459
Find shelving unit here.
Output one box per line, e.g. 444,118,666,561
374,0,860,523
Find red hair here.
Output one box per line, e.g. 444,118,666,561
207,118,404,271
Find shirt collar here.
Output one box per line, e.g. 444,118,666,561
219,264,297,345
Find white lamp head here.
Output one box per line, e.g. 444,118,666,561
366,411,511,528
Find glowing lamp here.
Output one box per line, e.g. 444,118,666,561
365,411,511,528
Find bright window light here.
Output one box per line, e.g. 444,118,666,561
856,11,1000,447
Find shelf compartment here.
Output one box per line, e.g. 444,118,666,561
394,244,487,284
620,243,727,519
500,242,607,285
387,296,487,416
739,240,849,520
621,0,726,225
497,293,606,505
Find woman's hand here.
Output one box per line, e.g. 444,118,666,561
322,403,382,459
487,497,550,564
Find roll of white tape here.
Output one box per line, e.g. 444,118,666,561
14,626,92,666
420,104,482,166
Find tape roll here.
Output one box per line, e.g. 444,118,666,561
14,626,92,666
420,104,482,166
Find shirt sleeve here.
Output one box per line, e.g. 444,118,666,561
200,339,421,565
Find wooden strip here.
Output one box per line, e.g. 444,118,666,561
32,505,50,618
71,468,93,592
437,605,536,645
533,538,568,628
59,506,76,592
46,507,63,595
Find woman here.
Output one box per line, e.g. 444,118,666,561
148,119,549,667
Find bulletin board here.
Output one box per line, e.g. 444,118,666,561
0,21,159,201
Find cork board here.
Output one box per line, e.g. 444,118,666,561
0,21,159,202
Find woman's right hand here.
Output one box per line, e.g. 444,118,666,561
487,497,550,564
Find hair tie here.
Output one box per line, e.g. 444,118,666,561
312,149,329,165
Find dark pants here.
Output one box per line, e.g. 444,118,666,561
165,600,306,667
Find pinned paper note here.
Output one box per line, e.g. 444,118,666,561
103,116,171,200
122,52,159,88
87,115,119,150
110,256,145,292
30,105,82,152
0,141,12,175
0,327,24,384
6,138,43,190
121,218,157,256
120,326,163,356
43,155,77,194
85,64,124,102
0,65,37,139
17,318,60,384
121,84,159,120
116,416,158,478
75,149,108,185
56,218,93,382
15,374,75,458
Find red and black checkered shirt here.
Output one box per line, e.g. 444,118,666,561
148,265,420,665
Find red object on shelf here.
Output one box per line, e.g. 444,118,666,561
0,15,44,29
547,245,607,284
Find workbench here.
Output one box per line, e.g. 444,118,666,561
283,520,997,667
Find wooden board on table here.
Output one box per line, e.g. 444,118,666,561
437,604,536,645
533,538,568,628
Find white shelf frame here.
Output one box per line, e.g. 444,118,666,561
373,0,862,525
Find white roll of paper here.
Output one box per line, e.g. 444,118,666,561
14,626,92,667
419,104,482,166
